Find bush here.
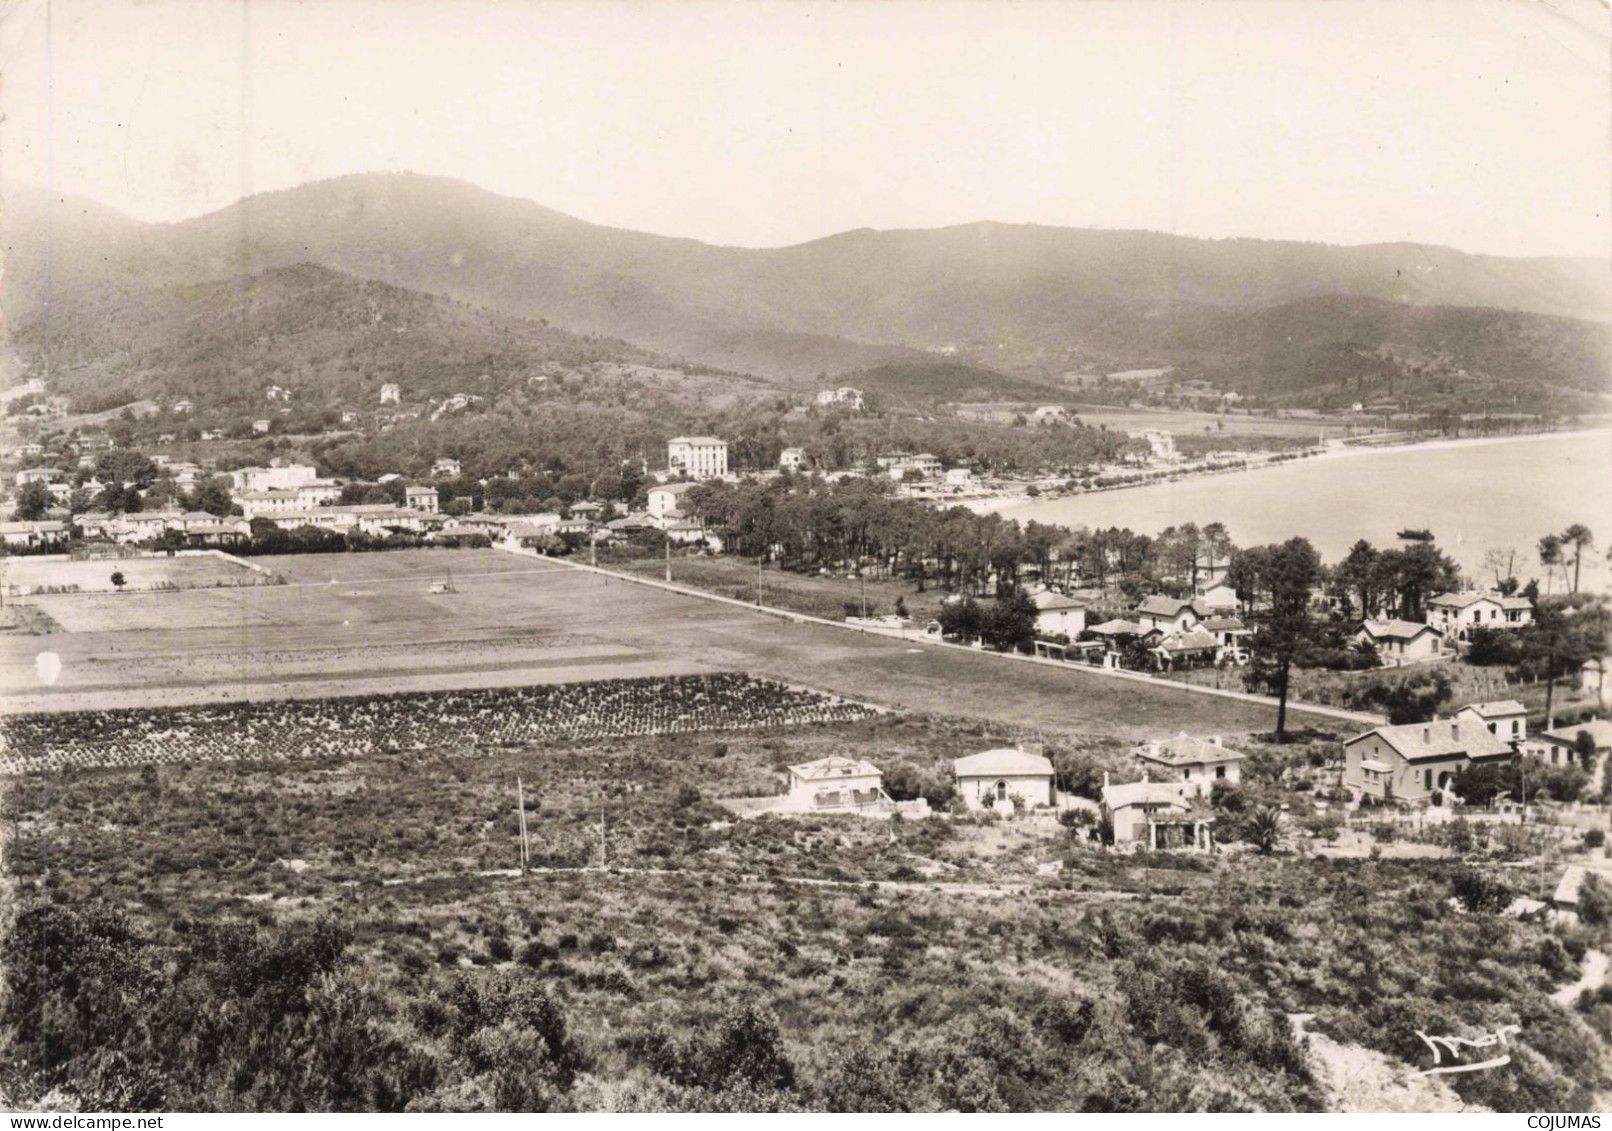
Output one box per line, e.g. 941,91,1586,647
1585,829,1606,850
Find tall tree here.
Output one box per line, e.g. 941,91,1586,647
1538,533,1564,596
1560,524,1595,593
10,480,51,521
1246,537,1322,740
1334,540,1382,619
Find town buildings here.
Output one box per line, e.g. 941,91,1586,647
814,387,864,411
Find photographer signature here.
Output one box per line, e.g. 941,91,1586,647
1416,1024,1522,1076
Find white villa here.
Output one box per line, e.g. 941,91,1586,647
647,482,698,521
1426,591,1534,640
953,747,1055,811
1030,590,1086,639
775,756,894,815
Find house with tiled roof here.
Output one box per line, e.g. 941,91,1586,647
1101,775,1212,850
1029,589,1086,639
1134,733,1244,795
1354,619,1445,665
1343,716,1513,804
1148,628,1221,670
1134,595,1209,633
953,748,1055,810
1455,700,1528,744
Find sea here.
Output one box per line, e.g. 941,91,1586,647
1004,430,1612,592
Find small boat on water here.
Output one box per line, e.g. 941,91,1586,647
1396,528,1435,542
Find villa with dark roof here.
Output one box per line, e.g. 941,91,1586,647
1354,619,1445,665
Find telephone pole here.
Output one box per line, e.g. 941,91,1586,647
516,778,530,873
664,537,671,583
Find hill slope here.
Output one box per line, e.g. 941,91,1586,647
8,261,764,416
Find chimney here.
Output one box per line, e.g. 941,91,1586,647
1423,726,1431,744
1211,736,1223,747
1451,721,1460,741
1103,771,1111,790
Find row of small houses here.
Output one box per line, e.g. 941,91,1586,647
1021,585,1540,674
776,737,1243,851
0,505,686,555
777,714,1612,851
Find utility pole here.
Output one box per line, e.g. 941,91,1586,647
516,777,530,873
664,537,671,583
757,553,764,606
860,571,867,618
598,806,607,870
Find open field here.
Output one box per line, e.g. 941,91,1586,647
6,713,1607,1112
0,552,266,596
606,548,954,624
0,548,1343,738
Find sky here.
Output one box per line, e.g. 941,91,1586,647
1,0,1608,257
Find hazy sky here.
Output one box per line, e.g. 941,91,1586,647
2,0,1608,256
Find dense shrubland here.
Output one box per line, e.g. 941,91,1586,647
3,710,1605,1112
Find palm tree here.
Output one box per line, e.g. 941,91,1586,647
1560,524,1595,593
1243,805,1287,855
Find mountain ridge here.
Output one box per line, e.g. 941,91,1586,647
4,173,1609,398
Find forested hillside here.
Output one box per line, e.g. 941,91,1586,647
9,263,761,417
5,174,1607,408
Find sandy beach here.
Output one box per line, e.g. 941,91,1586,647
965,427,1611,517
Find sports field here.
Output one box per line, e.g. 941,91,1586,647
0,552,265,596
0,547,1338,739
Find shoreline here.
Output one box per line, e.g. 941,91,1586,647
966,426,1611,517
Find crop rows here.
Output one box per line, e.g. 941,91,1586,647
0,673,877,775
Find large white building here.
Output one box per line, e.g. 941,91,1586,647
667,436,728,480
231,464,321,493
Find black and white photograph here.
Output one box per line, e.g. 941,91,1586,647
1,0,1610,1116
